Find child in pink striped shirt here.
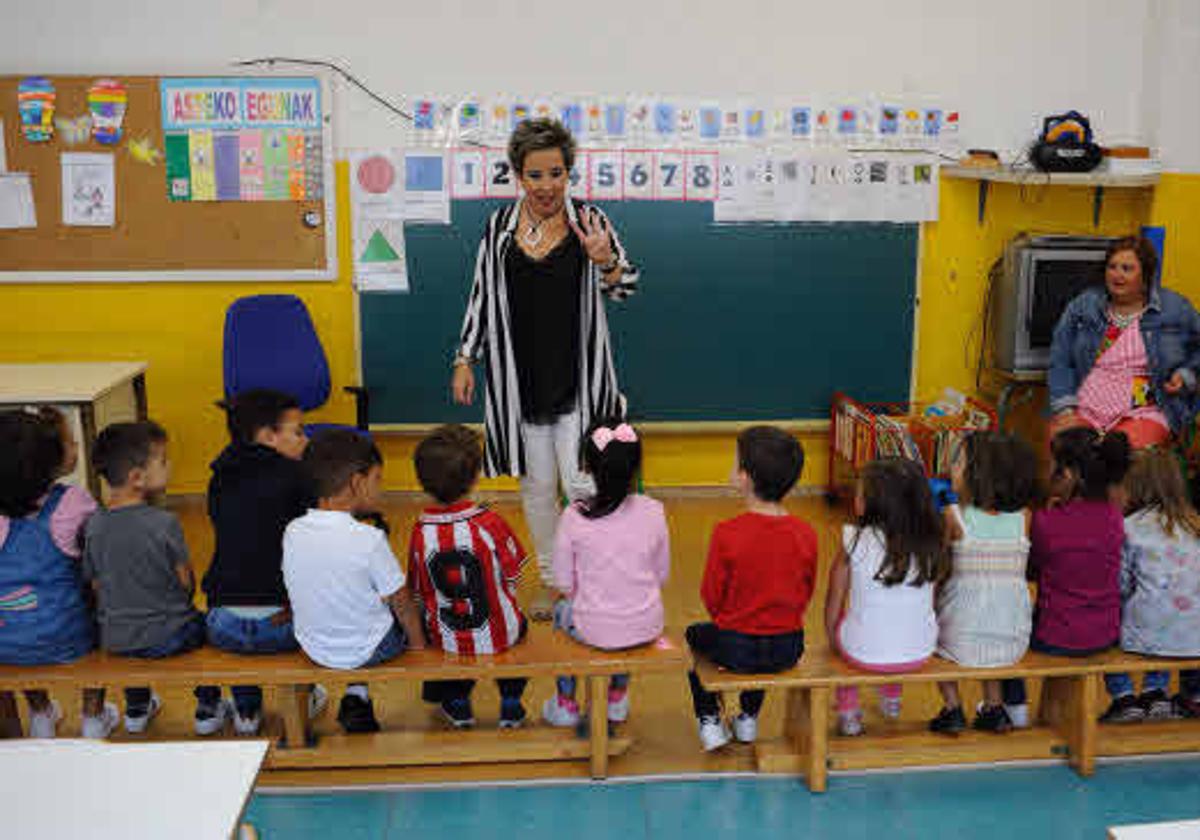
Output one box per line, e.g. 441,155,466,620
543,418,670,729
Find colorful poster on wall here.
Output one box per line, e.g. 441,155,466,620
160,77,323,202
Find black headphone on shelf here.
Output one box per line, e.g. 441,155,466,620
1030,111,1103,173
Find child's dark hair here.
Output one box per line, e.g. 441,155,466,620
579,417,641,519
856,458,949,587
1050,427,1131,501
224,389,300,444
304,429,383,499
92,421,167,488
737,425,804,502
414,424,482,505
959,431,1038,512
0,410,65,518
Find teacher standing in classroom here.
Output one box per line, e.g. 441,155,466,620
451,118,639,619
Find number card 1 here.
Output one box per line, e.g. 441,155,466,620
654,150,686,200
589,149,623,200
484,147,518,198
685,151,718,201
451,148,485,199
623,150,654,200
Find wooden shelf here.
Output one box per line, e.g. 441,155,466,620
941,165,1160,225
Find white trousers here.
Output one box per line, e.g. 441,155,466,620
520,411,595,586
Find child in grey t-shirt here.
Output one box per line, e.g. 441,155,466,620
83,422,220,737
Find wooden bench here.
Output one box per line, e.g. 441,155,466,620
0,625,687,779
695,647,1200,792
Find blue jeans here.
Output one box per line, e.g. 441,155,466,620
553,600,629,699
121,613,209,712
362,621,406,668
1001,636,1118,707
200,607,299,717
1105,669,1200,698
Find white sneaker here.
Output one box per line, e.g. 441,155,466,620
233,710,262,736
125,694,162,734
541,695,581,728
28,701,62,739
308,684,329,719
698,715,732,751
838,710,865,736
1005,703,1030,729
732,712,758,743
82,703,120,739
194,698,232,736
607,689,630,723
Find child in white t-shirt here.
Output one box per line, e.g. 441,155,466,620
824,458,949,736
283,430,426,733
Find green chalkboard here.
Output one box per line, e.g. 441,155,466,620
359,201,916,424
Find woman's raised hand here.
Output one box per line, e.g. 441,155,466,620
569,208,615,267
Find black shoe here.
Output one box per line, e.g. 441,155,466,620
439,697,476,729
498,698,526,730
1138,689,1176,721
928,705,967,735
973,704,1013,734
1099,694,1145,724
1173,693,1200,719
337,694,381,733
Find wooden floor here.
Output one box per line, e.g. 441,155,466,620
78,491,1001,786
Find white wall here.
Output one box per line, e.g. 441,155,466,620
0,0,1186,164
1144,0,1200,171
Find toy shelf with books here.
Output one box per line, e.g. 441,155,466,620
827,391,997,502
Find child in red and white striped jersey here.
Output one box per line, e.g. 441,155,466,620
408,425,529,729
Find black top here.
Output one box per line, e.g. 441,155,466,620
202,442,316,607
506,233,585,424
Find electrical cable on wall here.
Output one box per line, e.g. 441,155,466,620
234,57,415,124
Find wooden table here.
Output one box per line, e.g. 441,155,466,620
0,739,268,839
0,361,148,496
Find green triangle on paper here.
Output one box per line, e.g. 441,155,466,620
360,229,401,263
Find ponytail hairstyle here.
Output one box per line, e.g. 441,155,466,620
1050,427,1131,502
855,457,949,587
578,417,641,520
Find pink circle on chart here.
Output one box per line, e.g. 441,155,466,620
357,156,395,194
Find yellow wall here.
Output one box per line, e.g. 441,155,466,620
2,165,1196,494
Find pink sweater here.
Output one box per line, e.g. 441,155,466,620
551,495,670,649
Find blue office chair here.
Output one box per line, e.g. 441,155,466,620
221,294,370,436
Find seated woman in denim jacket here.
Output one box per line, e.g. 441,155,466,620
1048,235,1200,449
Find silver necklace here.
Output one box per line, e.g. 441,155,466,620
521,206,557,248
1108,306,1145,330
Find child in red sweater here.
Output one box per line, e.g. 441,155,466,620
686,426,818,751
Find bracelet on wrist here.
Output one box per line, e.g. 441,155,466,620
453,355,472,369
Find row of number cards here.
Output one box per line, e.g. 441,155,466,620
451,149,718,202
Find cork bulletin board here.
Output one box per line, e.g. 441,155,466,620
0,74,336,282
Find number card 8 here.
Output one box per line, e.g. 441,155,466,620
685,151,718,201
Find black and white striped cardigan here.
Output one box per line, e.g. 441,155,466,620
457,198,640,477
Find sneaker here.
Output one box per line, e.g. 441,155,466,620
928,705,967,735
607,687,630,723
233,709,262,736
1139,689,1176,721
439,697,476,730
837,709,865,737
973,704,1013,734
879,695,902,720
125,694,163,734
698,715,732,751
1005,703,1030,729
541,694,581,728
498,698,526,730
732,712,758,744
1100,694,1146,724
28,701,62,739
195,699,232,736
81,703,120,739
337,694,381,733
1173,693,1200,719
308,684,329,719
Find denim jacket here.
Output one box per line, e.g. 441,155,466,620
1048,283,1200,432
